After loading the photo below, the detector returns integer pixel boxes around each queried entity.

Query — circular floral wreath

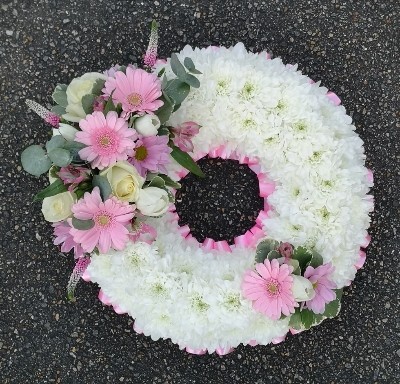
[21,24,373,355]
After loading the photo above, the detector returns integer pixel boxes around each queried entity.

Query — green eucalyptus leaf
[183,57,195,71]
[92,175,112,201]
[170,145,205,178]
[33,179,68,202]
[52,84,68,107]
[184,73,200,88]
[155,95,174,124]
[47,148,73,167]
[103,93,116,114]
[158,174,181,189]
[170,53,188,80]
[21,145,52,177]
[81,94,95,115]
[292,246,313,270]
[164,79,190,105]
[46,135,67,152]
[51,104,66,116]
[158,67,166,78]
[91,78,106,95]
[308,250,324,268]
[71,217,95,230]
[172,103,181,112]
[188,68,202,75]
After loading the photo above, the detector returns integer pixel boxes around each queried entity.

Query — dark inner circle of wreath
[174,157,264,245]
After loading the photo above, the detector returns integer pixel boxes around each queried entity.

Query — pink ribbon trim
[326,91,341,105]
[213,240,232,253]
[178,225,190,238]
[185,347,207,355]
[202,238,215,251]
[98,289,112,306]
[132,322,143,334]
[367,169,374,184]
[355,250,366,270]
[247,339,258,346]
[215,347,235,356]
[234,230,254,248]
[113,305,127,315]
[271,334,286,344]
[361,234,371,248]
[256,210,269,227]
[289,328,302,335]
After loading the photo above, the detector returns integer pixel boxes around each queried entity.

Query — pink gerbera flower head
[53,221,85,259]
[242,258,298,320]
[102,66,163,117]
[69,187,135,254]
[75,111,136,170]
[304,263,336,314]
[128,134,171,177]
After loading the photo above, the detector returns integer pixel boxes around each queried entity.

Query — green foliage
[292,246,313,270]
[46,135,66,152]
[155,94,174,124]
[92,175,112,201]
[52,84,68,107]
[103,93,116,114]
[33,179,67,202]
[170,53,188,80]
[147,175,165,189]
[81,94,95,114]
[21,145,52,177]
[47,148,73,167]
[158,174,181,189]
[51,104,66,116]
[71,217,95,230]
[164,79,190,105]
[91,78,106,95]
[183,57,202,74]
[308,250,324,268]
[170,145,205,178]
[255,239,279,263]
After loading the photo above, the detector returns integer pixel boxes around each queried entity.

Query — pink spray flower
[26,99,60,127]
[304,263,336,314]
[171,121,200,152]
[53,221,85,259]
[128,135,171,177]
[278,242,294,259]
[143,20,158,67]
[102,66,163,117]
[58,165,91,191]
[69,187,135,253]
[242,258,298,320]
[76,111,136,170]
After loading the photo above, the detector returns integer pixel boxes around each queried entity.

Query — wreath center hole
[175,157,264,245]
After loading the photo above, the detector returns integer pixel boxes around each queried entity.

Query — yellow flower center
[96,214,111,227]
[127,92,142,107]
[266,279,280,297]
[135,145,148,161]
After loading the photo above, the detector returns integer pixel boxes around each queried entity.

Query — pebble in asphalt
[0,1,399,383]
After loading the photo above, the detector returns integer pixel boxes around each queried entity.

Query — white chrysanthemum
[87,43,372,352]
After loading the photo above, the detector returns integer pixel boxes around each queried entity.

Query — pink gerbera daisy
[76,111,136,170]
[242,258,298,320]
[304,263,336,314]
[53,221,85,259]
[69,187,135,253]
[128,135,171,177]
[103,66,163,116]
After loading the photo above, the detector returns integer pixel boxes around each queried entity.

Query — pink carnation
[128,135,171,177]
[171,121,200,152]
[242,259,298,320]
[304,263,336,314]
[103,66,163,117]
[69,187,135,253]
[76,111,136,170]
[53,221,85,259]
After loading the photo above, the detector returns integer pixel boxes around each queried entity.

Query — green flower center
[135,145,148,161]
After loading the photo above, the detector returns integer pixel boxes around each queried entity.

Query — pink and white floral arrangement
[21,22,374,355]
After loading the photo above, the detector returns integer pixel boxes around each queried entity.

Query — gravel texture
[175,157,264,244]
[1,0,399,383]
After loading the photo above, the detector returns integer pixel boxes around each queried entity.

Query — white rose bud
[136,187,169,217]
[134,115,160,137]
[292,275,315,302]
[52,123,79,141]
[41,191,75,222]
[100,161,145,202]
[62,72,107,123]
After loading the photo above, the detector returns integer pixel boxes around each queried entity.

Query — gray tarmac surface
[1,1,399,383]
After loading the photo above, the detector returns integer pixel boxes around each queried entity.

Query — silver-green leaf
[21,145,52,177]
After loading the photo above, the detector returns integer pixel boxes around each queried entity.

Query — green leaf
[158,67,166,78]
[184,73,200,88]
[47,148,73,167]
[164,79,190,105]
[33,179,67,202]
[147,175,166,189]
[322,289,343,318]
[91,78,106,95]
[155,95,174,124]
[46,135,67,153]
[170,145,205,178]
[158,127,170,136]
[255,239,279,263]
[292,246,313,270]
[51,104,66,116]
[300,309,315,329]
[71,217,95,230]
[172,103,181,112]
[267,250,281,260]
[289,309,302,330]
[158,174,181,189]
[170,53,188,80]
[81,94,95,115]
[103,93,116,114]
[308,250,324,268]
[92,175,112,200]
[183,57,195,71]
[64,140,85,162]
[21,145,52,177]
[161,74,168,89]
[52,84,68,107]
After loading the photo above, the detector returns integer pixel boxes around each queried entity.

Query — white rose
[100,161,145,202]
[62,72,107,123]
[136,187,169,217]
[52,123,79,141]
[292,275,315,302]
[134,115,160,137]
[42,191,76,222]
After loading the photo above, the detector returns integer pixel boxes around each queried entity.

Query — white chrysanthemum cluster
[88,44,373,350]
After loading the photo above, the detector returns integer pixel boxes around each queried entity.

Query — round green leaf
[47,148,73,167]
[46,135,67,152]
[21,145,52,177]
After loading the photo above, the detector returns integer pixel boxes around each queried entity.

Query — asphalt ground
[1,1,399,383]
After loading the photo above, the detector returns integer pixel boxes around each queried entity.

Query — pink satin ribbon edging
[215,347,235,356]
[185,347,207,355]
[326,91,341,105]
[355,250,366,270]
[98,289,112,306]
